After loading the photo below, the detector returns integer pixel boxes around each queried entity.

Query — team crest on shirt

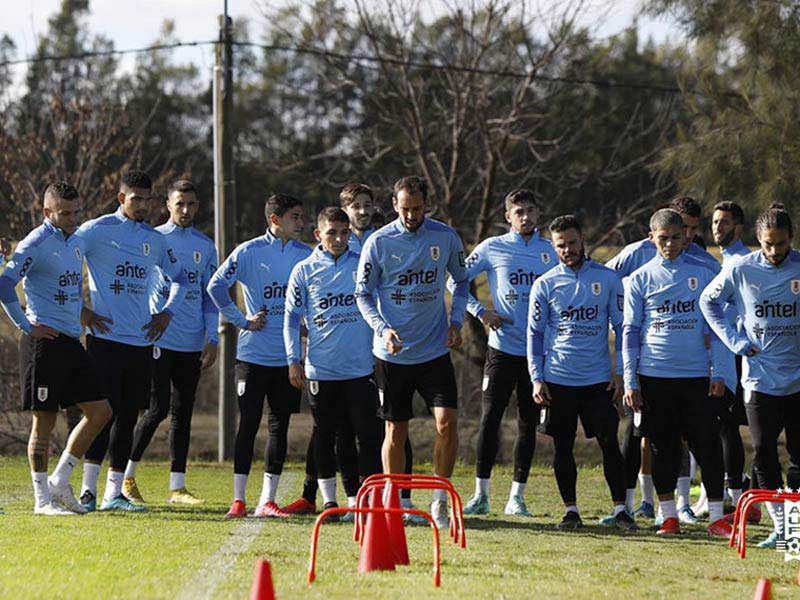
[142,242,151,257]
[541,252,551,265]
[37,386,48,402]
[591,282,602,296]
[193,251,202,264]
[688,277,698,291]
[309,381,319,395]
[237,380,246,396]
[792,280,800,295]
[430,245,440,261]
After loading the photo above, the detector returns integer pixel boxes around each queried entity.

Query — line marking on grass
[175,473,298,600]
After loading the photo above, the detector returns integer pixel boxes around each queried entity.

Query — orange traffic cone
[249,559,276,600]
[384,483,410,565]
[753,578,771,600]
[358,489,396,573]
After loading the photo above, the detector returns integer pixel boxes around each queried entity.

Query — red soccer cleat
[707,517,733,538]
[225,499,247,519]
[253,501,292,518]
[282,497,316,515]
[747,504,762,524]
[656,517,680,536]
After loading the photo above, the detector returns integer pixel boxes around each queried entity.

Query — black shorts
[235,361,301,416]
[306,375,379,414]
[20,334,103,412]
[482,346,536,410]
[638,375,718,439]
[538,381,618,439]
[86,335,152,413]
[374,353,458,421]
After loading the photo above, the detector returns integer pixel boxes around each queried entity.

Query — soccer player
[208,194,310,518]
[123,179,219,505]
[355,175,469,529]
[0,182,112,515]
[700,203,800,548]
[622,208,731,537]
[75,170,188,512]
[284,207,381,519]
[455,188,556,517]
[528,215,635,530]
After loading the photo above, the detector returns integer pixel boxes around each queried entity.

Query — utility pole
[213,5,237,462]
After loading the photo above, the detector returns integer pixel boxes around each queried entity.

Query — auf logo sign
[776,491,800,562]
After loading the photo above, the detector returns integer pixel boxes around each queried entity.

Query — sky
[3,0,685,91]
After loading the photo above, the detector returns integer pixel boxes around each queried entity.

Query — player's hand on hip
[708,379,725,398]
[383,328,403,354]
[745,346,760,357]
[81,307,113,335]
[246,309,266,331]
[479,310,512,331]
[288,363,306,389]
[142,311,172,342]
[445,324,462,349]
[29,322,59,340]
[200,342,218,370]
[624,388,642,411]
[533,381,551,406]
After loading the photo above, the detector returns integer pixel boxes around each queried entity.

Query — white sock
[639,474,654,504]
[708,500,724,523]
[565,504,578,515]
[432,488,447,503]
[625,488,636,512]
[766,501,784,534]
[124,460,138,479]
[660,499,677,520]
[32,472,51,507]
[728,488,743,506]
[104,470,123,501]
[613,504,625,516]
[400,497,413,509]
[81,462,101,497]
[233,474,248,502]
[259,472,280,505]
[50,451,79,488]
[169,472,186,491]
[676,477,691,509]
[318,477,336,504]
[510,481,526,499]
[347,496,357,508]
[475,477,489,496]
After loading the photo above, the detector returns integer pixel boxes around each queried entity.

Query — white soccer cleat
[34,501,76,516]
[430,499,450,531]
[49,481,88,514]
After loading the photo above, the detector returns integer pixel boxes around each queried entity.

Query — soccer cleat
[678,505,699,524]
[402,502,429,525]
[321,501,340,522]
[747,504,762,524]
[98,495,147,512]
[341,510,355,523]
[122,477,145,504]
[430,500,450,531]
[253,501,291,518]
[707,517,733,538]
[281,497,316,515]
[656,517,680,535]
[463,493,490,516]
[654,509,664,527]
[691,497,709,518]
[556,511,583,530]
[614,510,639,532]
[49,481,88,514]
[225,499,247,519]
[504,495,532,517]
[169,488,205,505]
[80,490,97,512]
[633,501,655,519]
[756,531,780,549]
[34,501,76,516]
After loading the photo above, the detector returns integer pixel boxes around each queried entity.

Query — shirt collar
[393,217,426,236]
[314,244,350,263]
[161,220,192,234]
[43,217,68,240]
[557,257,591,276]
[510,229,540,245]
[721,239,746,257]
[655,251,685,268]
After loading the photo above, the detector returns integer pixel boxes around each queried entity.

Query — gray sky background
[3,0,684,90]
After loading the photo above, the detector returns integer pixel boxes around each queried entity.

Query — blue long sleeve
[283,265,305,365]
[527,279,547,383]
[0,274,32,333]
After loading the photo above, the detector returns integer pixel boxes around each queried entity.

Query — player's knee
[435,415,457,439]
[384,422,408,446]
[90,401,113,426]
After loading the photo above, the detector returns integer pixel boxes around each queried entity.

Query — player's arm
[446,241,488,317]
[700,267,755,356]
[199,246,220,369]
[445,231,469,330]
[284,265,306,389]
[143,244,188,341]
[207,247,263,331]
[527,278,551,405]
[0,240,35,335]
[355,237,401,354]
[622,276,644,409]
[607,273,625,402]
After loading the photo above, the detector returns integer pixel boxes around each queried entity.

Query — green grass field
[0,458,797,599]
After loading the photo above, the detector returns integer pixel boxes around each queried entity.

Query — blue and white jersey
[355,217,469,365]
[721,239,750,265]
[348,228,375,255]
[149,221,219,352]
[208,230,312,367]
[0,219,84,338]
[74,207,187,347]
[700,249,800,397]
[716,239,752,393]
[284,246,372,380]
[449,230,557,357]
[607,238,720,279]
[528,260,624,387]
[622,252,725,391]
